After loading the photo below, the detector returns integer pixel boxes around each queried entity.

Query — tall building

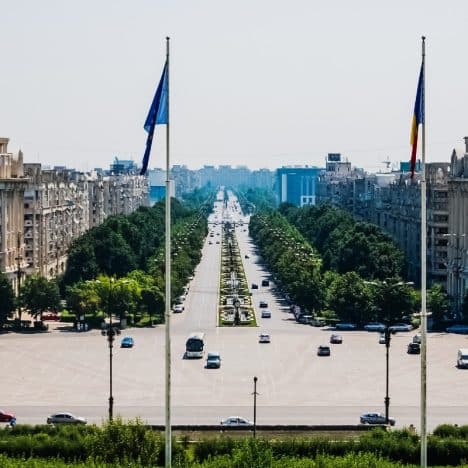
[0,138,29,292]
[276,166,323,206]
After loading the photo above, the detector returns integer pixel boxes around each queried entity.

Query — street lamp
[252,376,259,437]
[98,277,121,421]
[366,279,414,425]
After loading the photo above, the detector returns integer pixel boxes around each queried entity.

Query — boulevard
[2,193,468,430]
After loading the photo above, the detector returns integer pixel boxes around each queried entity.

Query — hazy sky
[2,1,468,172]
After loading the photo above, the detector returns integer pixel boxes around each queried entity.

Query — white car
[173,304,184,313]
[379,333,387,344]
[389,323,412,332]
[47,412,87,425]
[259,333,271,343]
[220,416,253,426]
[360,412,395,426]
[412,333,421,344]
[261,310,271,318]
[364,322,386,332]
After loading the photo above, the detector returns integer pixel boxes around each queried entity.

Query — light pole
[98,277,121,422]
[252,376,259,437]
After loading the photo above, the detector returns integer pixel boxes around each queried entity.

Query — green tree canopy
[20,275,61,320]
[0,272,15,328]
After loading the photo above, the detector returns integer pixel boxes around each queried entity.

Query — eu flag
[140,61,168,175]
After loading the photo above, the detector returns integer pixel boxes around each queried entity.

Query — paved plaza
[2,196,468,429]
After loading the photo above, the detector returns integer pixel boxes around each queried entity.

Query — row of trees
[280,203,405,281]
[0,191,214,329]
[249,211,451,325]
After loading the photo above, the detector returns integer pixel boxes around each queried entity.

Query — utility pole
[252,376,259,437]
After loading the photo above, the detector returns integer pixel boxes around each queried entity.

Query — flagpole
[420,35,427,468]
[164,36,172,468]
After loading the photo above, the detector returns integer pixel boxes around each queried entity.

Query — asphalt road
[3,190,468,430]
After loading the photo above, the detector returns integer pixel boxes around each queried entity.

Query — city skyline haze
[1,0,467,172]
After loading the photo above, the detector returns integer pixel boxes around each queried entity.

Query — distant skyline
[2,1,468,173]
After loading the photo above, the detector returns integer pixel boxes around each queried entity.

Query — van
[457,349,468,368]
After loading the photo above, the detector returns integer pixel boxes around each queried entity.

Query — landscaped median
[218,222,256,327]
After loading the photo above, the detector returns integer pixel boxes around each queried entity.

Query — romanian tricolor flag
[410,63,424,178]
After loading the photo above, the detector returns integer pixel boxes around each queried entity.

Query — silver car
[47,412,87,425]
[220,416,253,426]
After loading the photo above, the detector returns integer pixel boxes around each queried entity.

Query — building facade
[276,166,323,207]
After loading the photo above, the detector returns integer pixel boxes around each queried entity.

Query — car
[251,283,258,289]
[216,240,220,244]
[364,322,386,332]
[330,334,343,344]
[446,324,468,334]
[220,416,253,426]
[297,314,313,324]
[259,301,268,308]
[407,342,421,354]
[245,254,250,259]
[206,352,221,369]
[457,349,468,368]
[412,333,421,344]
[261,279,270,287]
[47,412,87,425]
[335,323,357,331]
[379,333,387,344]
[259,333,271,343]
[0,410,15,422]
[261,310,271,318]
[360,412,395,426]
[317,345,331,356]
[310,318,326,327]
[389,323,413,332]
[42,312,60,321]
[208,241,213,245]
[173,304,184,313]
[120,336,134,348]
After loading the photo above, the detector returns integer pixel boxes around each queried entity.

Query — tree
[0,273,15,328]
[20,275,61,320]
[65,281,101,318]
[327,272,374,324]
[370,279,417,323]
[427,284,450,325]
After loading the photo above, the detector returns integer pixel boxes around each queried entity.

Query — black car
[261,279,270,287]
[317,345,331,356]
[407,342,421,354]
[251,283,258,289]
[259,301,268,308]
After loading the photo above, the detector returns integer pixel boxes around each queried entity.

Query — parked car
[360,412,395,426]
[364,322,386,332]
[173,304,184,313]
[208,241,213,245]
[220,416,253,426]
[216,240,220,244]
[0,410,15,422]
[259,333,271,343]
[261,279,270,287]
[244,254,250,259]
[206,352,221,369]
[47,412,87,425]
[297,315,313,324]
[379,333,387,344]
[330,334,343,344]
[120,336,134,348]
[261,310,271,318]
[457,348,468,368]
[335,323,357,331]
[42,312,60,321]
[317,345,331,356]
[389,323,413,332]
[310,318,326,327]
[251,283,258,289]
[259,301,268,308]
[407,342,421,354]
[447,324,468,334]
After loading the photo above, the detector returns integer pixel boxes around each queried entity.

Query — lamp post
[366,279,414,425]
[252,376,259,437]
[14,231,23,320]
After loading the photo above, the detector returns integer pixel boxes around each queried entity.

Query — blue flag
[140,61,168,175]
